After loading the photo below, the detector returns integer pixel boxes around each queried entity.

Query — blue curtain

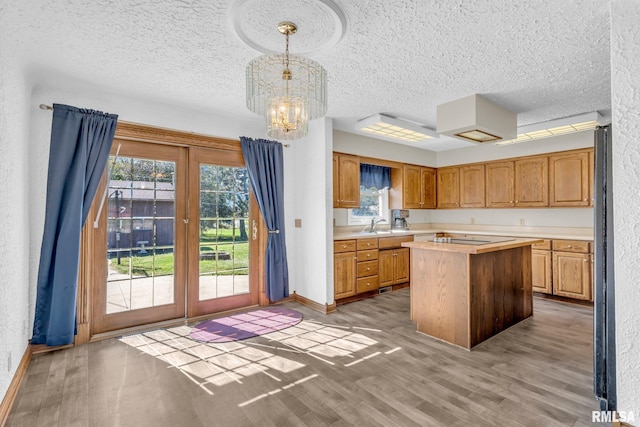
[239,137,289,301]
[360,163,391,189]
[32,104,118,346]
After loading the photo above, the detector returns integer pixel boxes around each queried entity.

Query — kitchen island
[402,236,541,349]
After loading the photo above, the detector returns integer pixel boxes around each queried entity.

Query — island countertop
[402,237,542,254]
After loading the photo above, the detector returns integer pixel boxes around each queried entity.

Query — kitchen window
[347,186,389,225]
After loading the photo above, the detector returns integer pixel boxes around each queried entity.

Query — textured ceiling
[2,0,611,151]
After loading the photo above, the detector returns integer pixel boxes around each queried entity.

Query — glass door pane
[106,157,177,313]
[198,164,250,300]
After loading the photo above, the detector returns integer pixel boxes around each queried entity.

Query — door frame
[76,122,268,344]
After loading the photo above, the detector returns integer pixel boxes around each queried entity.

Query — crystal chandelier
[246,22,328,140]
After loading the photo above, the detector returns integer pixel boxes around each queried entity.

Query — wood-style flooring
[6,289,604,426]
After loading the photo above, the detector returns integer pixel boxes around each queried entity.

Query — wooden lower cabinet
[553,251,592,300]
[532,249,552,294]
[379,248,410,287]
[334,251,356,299]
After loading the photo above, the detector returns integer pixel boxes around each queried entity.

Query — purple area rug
[190,307,303,343]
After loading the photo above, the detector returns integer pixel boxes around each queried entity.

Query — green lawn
[111,227,249,276]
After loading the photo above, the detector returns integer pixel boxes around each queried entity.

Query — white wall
[291,119,333,304]
[0,61,31,399]
[611,0,640,418]
[430,208,593,228]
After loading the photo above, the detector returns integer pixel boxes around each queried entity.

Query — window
[347,186,389,225]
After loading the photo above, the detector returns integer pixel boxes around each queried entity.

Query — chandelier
[246,22,328,140]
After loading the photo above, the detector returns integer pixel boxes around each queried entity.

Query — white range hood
[437,94,517,143]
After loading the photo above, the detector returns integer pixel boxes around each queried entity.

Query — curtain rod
[39,104,291,147]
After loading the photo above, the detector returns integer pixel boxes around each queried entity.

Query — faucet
[364,217,386,233]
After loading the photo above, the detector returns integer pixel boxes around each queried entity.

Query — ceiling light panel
[356,114,438,142]
[495,112,603,146]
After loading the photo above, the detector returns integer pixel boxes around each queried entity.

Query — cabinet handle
[584,198,588,201]
[367,243,371,246]
[568,245,572,249]
[510,200,513,203]
[343,244,347,248]
[583,259,588,262]
[367,254,371,257]
[252,220,258,240]
[367,267,371,271]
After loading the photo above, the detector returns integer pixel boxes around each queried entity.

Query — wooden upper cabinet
[437,167,460,208]
[514,156,549,207]
[402,165,422,208]
[485,161,515,208]
[460,164,485,208]
[401,165,436,209]
[421,167,437,209]
[549,150,590,207]
[333,153,360,208]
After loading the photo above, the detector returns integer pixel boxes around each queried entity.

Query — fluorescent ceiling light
[356,114,439,142]
[495,112,604,146]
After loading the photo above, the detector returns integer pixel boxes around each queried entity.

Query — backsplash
[334,208,593,228]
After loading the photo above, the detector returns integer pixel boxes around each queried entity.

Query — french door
[187,147,259,317]
[90,139,260,334]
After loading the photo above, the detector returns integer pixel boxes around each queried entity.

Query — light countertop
[401,237,543,254]
[333,223,593,241]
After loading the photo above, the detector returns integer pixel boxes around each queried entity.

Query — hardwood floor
[6,289,604,426]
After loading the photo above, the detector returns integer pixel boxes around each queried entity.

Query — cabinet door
[393,248,410,284]
[437,167,460,208]
[334,252,356,299]
[485,161,515,208]
[338,155,361,208]
[460,164,485,208]
[532,250,552,294]
[549,151,590,207]
[553,251,591,300]
[402,165,422,209]
[378,250,395,287]
[421,167,437,209]
[514,156,549,207]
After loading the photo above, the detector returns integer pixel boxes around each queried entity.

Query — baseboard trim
[0,344,32,426]
[292,292,336,314]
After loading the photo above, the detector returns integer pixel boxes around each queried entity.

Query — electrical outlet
[470,217,475,224]
[295,219,302,228]
[519,218,525,225]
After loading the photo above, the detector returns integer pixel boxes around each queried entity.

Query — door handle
[252,219,258,240]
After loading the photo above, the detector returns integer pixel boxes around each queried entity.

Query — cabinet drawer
[357,238,379,250]
[334,240,356,253]
[552,240,590,253]
[532,239,551,250]
[378,235,414,249]
[357,249,378,262]
[357,276,379,293]
[357,260,379,278]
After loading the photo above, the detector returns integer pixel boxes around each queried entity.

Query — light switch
[295,219,302,228]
